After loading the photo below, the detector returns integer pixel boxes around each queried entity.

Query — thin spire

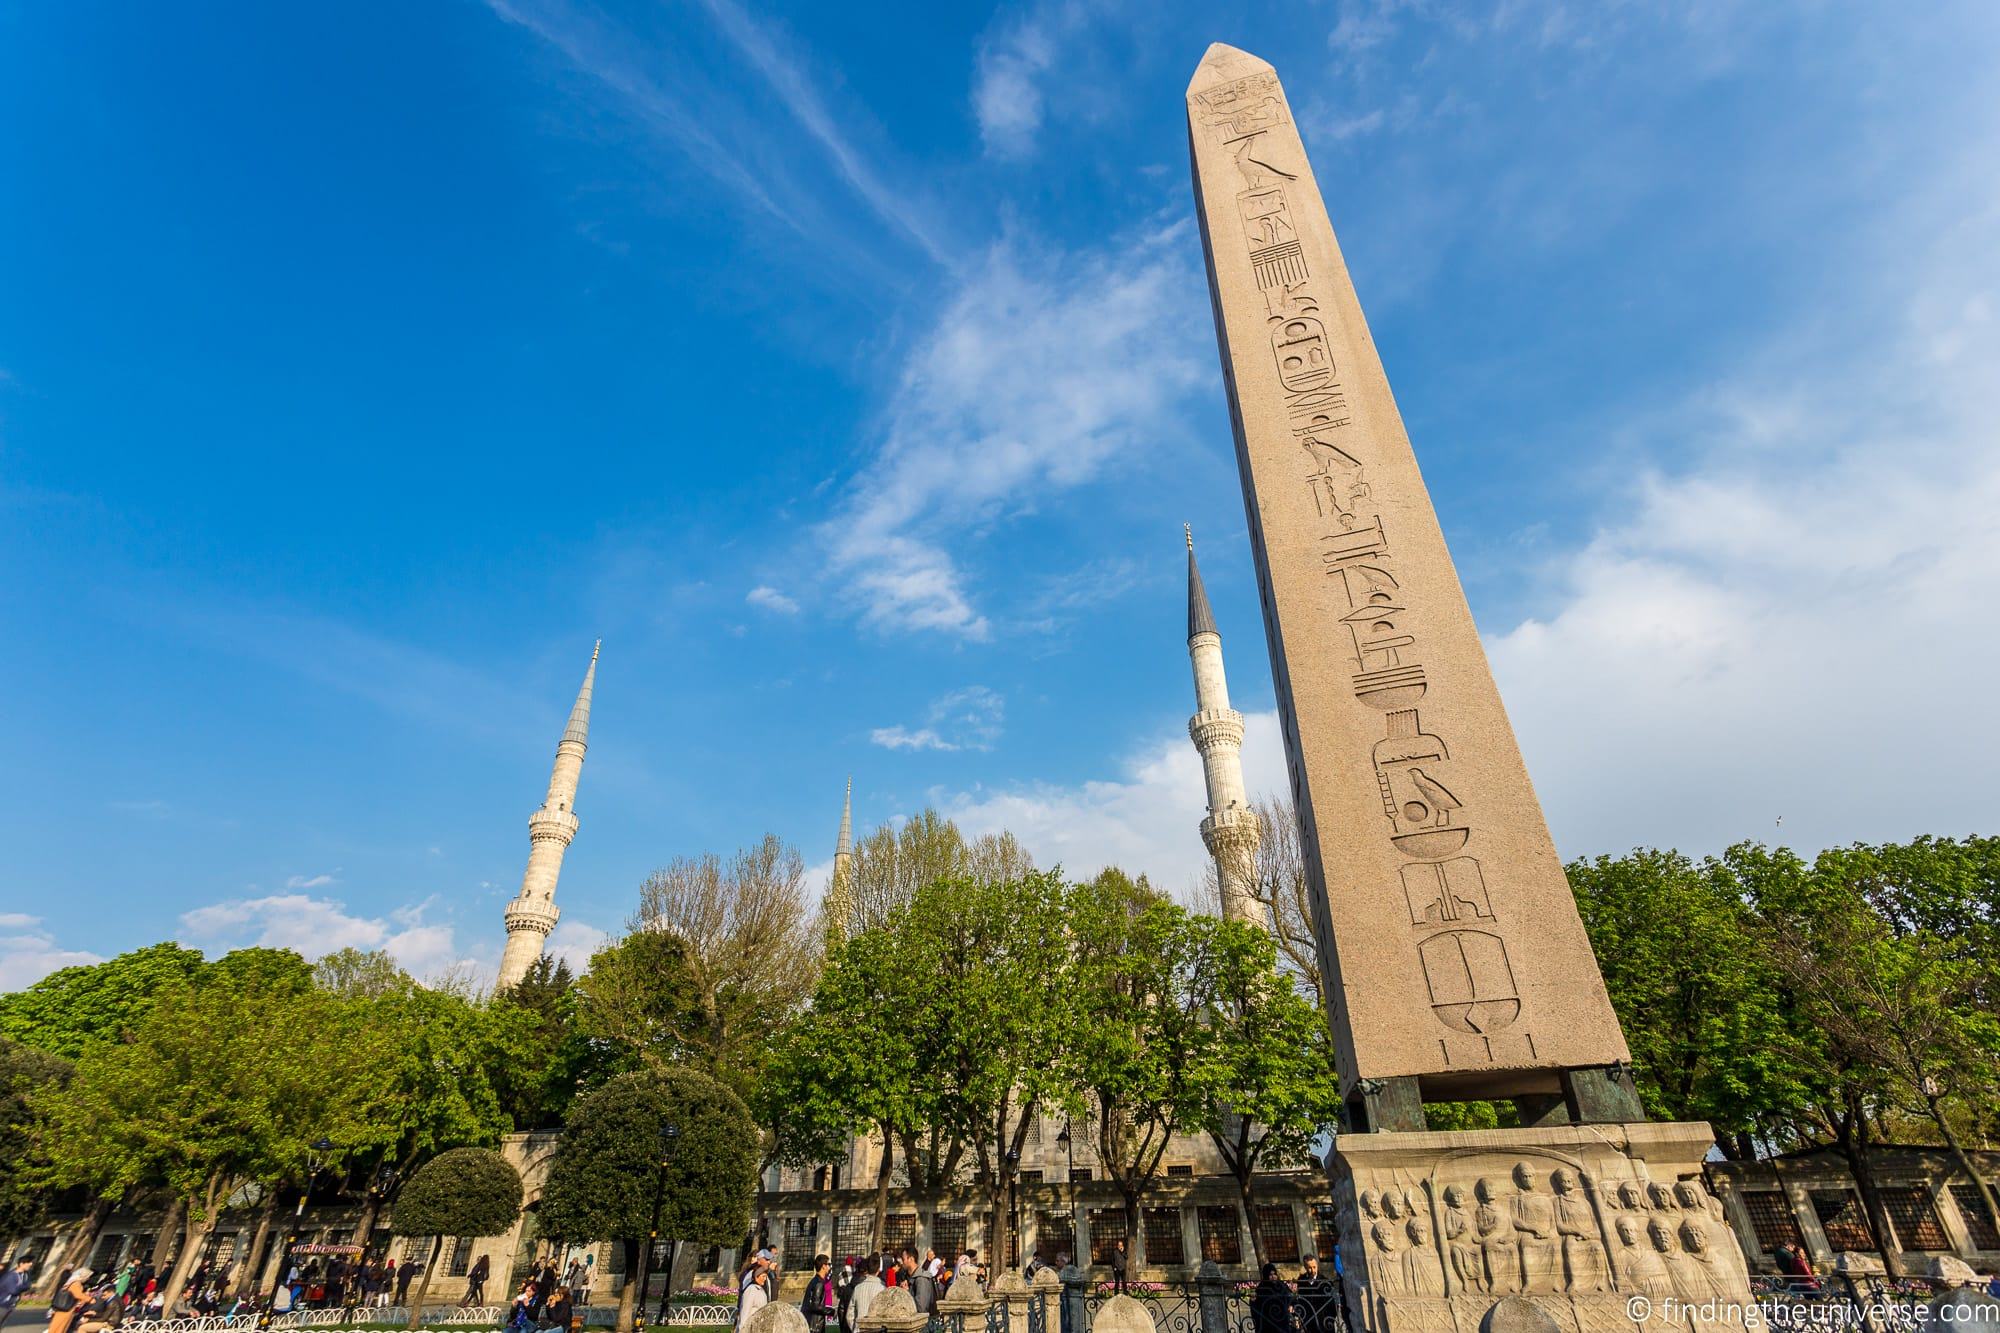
[561,641,599,749]
[836,776,854,857]
[1187,527,1219,640]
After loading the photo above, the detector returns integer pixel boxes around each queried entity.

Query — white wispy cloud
[285,872,339,890]
[973,12,1058,158]
[0,918,105,991]
[822,224,1208,638]
[947,710,1290,899]
[872,685,1008,753]
[746,585,801,615]
[179,892,482,984]
[691,0,948,262]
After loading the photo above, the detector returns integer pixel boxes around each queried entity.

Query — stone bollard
[990,1272,1032,1333]
[747,1306,813,1333]
[939,1270,991,1333]
[859,1287,933,1333]
[1092,1295,1155,1333]
[1031,1266,1063,1333]
[1196,1260,1231,1333]
[1058,1265,1088,1333]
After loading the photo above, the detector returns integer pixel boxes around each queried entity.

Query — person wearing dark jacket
[0,1254,35,1332]
[1293,1257,1334,1333]
[540,1286,573,1331]
[1249,1263,1293,1333]
[801,1256,836,1333]
[463,1255,491,1306]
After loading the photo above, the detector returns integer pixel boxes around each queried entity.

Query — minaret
[824,777,856,946]
[498,642,598,989]
[1185,527,1263,924]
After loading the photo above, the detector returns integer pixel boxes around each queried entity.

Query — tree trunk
[150,1197,188,1275]
[1120,1188,1144,1272]
[159,1193,218,1318]
[355,1191,384,1253]
[615,1238,641,1333]
[1836,1110,1904,1278]
[37,1194,112,1296]
[871,1131,896,1251]
[1237,1176,1264,1267]
[1926,1095,2000,1245]
[407,1235,444,1330]
[243,1189,278,1293]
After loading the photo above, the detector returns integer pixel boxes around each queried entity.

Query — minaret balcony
[1187,707,1245,750]
[527,808,580,842]
[1201,805,1263,852]
[504,900,560,935]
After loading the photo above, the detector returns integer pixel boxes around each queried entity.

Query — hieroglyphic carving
[1198,73,1538,1066]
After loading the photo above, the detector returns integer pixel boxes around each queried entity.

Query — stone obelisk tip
[1187,42,1274,96]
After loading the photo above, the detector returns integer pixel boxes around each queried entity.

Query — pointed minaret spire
[498,642,599,989]
[1187,524,1219,640]
[1184,528,1263,925]
[825,778,856,948]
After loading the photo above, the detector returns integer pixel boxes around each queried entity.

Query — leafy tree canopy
[537,1067,756,1249]
[392,1146,524,1238]
[0,942,208,1059]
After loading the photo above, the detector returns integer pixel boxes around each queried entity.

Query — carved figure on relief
[1374,711,1473,859]
[1550,1169,1609,1293]
[1440,1185,1482,1293]
[1419,931,1521,1035]
[1615,1217,1671,1297]
[1403,859,1494,928]
[1239,187,1296,250]
[1510,1163,1560,1293]
[1401,1214,1444,1297]
[1301,436,1370,530]
[1365,1191,1405,1295]
[1474,1178,1521,1295]
[1230,133,1297,191]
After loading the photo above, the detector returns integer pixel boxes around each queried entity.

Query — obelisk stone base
[1330,1123,1762,1333]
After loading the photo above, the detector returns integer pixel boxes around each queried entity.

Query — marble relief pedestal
[1332,1122,1764,1333]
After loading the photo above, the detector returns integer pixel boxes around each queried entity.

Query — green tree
[764,912,940,1250]
[392,1147,524,1330]
[842,809,1034,937]
[34,977,376,1314]
[1070,871,1218,1266]
[341,982,519,1247]
[1568,848,1804,1154]
[313,947,411,999]
[1192,920,1343,1265]
[0,942,208,1058]
[538,1070,757,1333]
[491,954,592,1130]
[0,1037,71,1236]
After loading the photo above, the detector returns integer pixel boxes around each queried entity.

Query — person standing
[1248,1263,1291,1333]
[843,1257,882,1333]
[0,1255,35,1332]
[463,1254,491,1307]
[734,1264,769,1332]
[898,1251,935,1315]
[1109,1241,1128,1296]
[801,1256,835,1333]
[1294,1256,1333,1333]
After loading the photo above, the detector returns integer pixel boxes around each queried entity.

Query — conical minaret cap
[1187,42,1275,96]
[1186,525,1219,641]
[561,640,599,749]
[836,776,853,858]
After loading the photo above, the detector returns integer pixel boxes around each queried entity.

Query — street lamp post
[257,1138,334,1331]
[1055,1123,1074,1259]
[634,1124,680,1333]
[1004,1151,1021,1274]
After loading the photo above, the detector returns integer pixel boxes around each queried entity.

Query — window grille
[1949,1184,2000,1251]
[885,1214,919,1253]
[1740,1191,1804,1253]
[1034,1212,1074,1262]
[1811,1191,1876,1252]
[834,1215,872,1261]
[1256,1206,1300,1263]
[1088,1209,1127,1265]
[1145,1208,1185,1265]
[932,1215,967,1258]
[1883,1188,1950,1251]
[785,1217,815,1257]
[1167,1165,1194,1178]
[1311,1203,1339,1262]
[448,1237,475,1276]
[1198,1205,1243,1265]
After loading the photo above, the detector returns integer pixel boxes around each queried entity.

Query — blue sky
[4,1,1997,987]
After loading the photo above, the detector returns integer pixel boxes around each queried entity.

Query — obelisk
[1189,46,1762,1333]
